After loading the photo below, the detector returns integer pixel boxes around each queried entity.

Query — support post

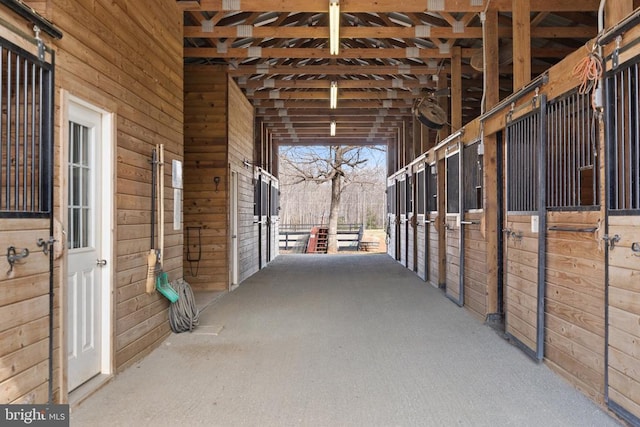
[512,0,531,91]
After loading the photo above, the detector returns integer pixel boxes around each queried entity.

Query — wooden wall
[183,65,229,291]
[50,0,184,391]
[0,0,184,403]
[183,70,259,288]
[227,77,259,283]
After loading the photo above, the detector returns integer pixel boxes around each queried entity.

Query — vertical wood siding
[227,78,259,283]
[50,0,184,376]
[183,65,229,290]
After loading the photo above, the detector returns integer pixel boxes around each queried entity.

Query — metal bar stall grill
[546,91,599,210]
[0,37,52,217]
[607,60,640,213]
[504,97,547,362]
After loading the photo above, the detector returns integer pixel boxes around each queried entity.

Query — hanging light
[330,120,337,136]
[329,1,340,55]
[330,81,338,109]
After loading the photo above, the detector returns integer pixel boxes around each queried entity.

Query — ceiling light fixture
[330,81,338,109]
[329,1,340,55]
[330,120,337,136]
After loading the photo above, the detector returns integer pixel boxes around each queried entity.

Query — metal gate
[0,33,55,402]
[503,96,547,361]
[605,56,640,426]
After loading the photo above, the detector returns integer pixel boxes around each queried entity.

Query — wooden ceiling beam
[229,64,446,75]
[254,100,414,108]
[185,47,467,59]
[230,63,549,78]
[185,25,595,40]
[274,139,392,146]
[183,0,600,13]
[250,90,417,100]
[186,46,573,59]
[257,108,411,117]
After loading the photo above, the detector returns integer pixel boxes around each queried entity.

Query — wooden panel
[504,214,539,355]
[399,217,408,266]
[183,65,228,290]
[416,222,426,281]
[607,214,640,420]
[228,78,260,281]
[407,219,416,272]
[427,214,440,287]
[445,216,461,302]
[463,212,486,318]
[0,216,51,403]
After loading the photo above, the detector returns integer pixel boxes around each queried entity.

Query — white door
[67,103,104,391]
[230,171,239,290]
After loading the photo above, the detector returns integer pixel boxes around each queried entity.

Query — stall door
[386,179,396,259]
[503,99,547,361]
[445,146,463,305]
[0,35,54,402]
[605,58,640,425]
[426,163,439,286]
[398,175,407,265]
[270,179,279,260]
[406,172,415,271]
[416,166,426,280]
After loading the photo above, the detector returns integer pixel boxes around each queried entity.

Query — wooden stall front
[384,6,640,421]
[0,0,184,404]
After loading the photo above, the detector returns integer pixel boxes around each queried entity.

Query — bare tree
[279,145,385,253]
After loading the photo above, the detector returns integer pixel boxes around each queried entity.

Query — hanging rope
[169,278,200,333]
[572,42,603,100]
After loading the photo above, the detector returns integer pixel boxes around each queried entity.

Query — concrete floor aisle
[71,254,620,427]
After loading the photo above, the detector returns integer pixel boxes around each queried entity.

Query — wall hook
[214,176,221,192]
[7,246,30,276]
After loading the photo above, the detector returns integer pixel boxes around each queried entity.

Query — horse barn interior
[1,0,640,423]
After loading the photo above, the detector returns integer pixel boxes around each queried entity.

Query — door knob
[96,259,107,266]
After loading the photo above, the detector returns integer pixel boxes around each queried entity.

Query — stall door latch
[631,242,640,254]
[603,234,621,250]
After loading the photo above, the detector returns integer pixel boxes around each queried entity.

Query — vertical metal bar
[0,45,3,210]
[536,95,547,361]
[458,139,465,307]
[555,102,560,207]
[569,96,574,206]
[22,57,28,210]
[42,63,52,213]
[15,54,20,209]
[31,62,36,210]
[549,103,554,208]
[548,103,554,208]
[39,65,44,211]
[622,69,633,209]
[561,98,566,207]
[635,64,640,209]
[527,115,531,210]
[6,51,12,209]
[613,73,619,210]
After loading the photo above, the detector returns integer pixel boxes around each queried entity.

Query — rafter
[181,0,600,13]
